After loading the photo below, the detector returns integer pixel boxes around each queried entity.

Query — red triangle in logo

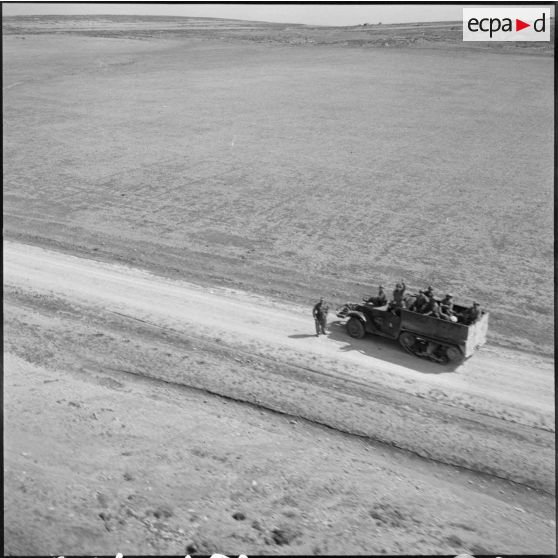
[516,19,530,32]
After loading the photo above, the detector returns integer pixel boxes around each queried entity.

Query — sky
[2,2,466,26]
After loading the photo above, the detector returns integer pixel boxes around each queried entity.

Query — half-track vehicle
[337,300,488,364]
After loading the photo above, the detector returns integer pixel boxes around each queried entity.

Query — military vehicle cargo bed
[400,308,489,358]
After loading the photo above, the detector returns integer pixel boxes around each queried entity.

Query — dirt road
[4,240,553,425]
[4,240,555,554]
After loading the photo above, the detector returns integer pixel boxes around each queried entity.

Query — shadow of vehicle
[288,333,321,339]
[323,319,463,374]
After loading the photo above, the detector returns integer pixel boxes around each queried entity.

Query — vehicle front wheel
[346,317,365,339]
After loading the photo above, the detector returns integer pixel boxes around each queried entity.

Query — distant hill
[2,14,554,54]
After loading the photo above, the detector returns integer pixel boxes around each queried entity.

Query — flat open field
[3,15,555,555]
[3,15,554,355]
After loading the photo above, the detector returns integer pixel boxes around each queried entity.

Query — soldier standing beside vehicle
[313,297,329,336]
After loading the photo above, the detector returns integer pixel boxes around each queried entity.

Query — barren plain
[3,15,555,555]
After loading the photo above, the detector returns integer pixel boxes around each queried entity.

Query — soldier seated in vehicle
[411,290,430,313]
[365,285,387,307]
[377,285,387,305]
[462,302,482,325]
[440,294,455,321]
[409,290,422,312]
[421,296,446,319]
